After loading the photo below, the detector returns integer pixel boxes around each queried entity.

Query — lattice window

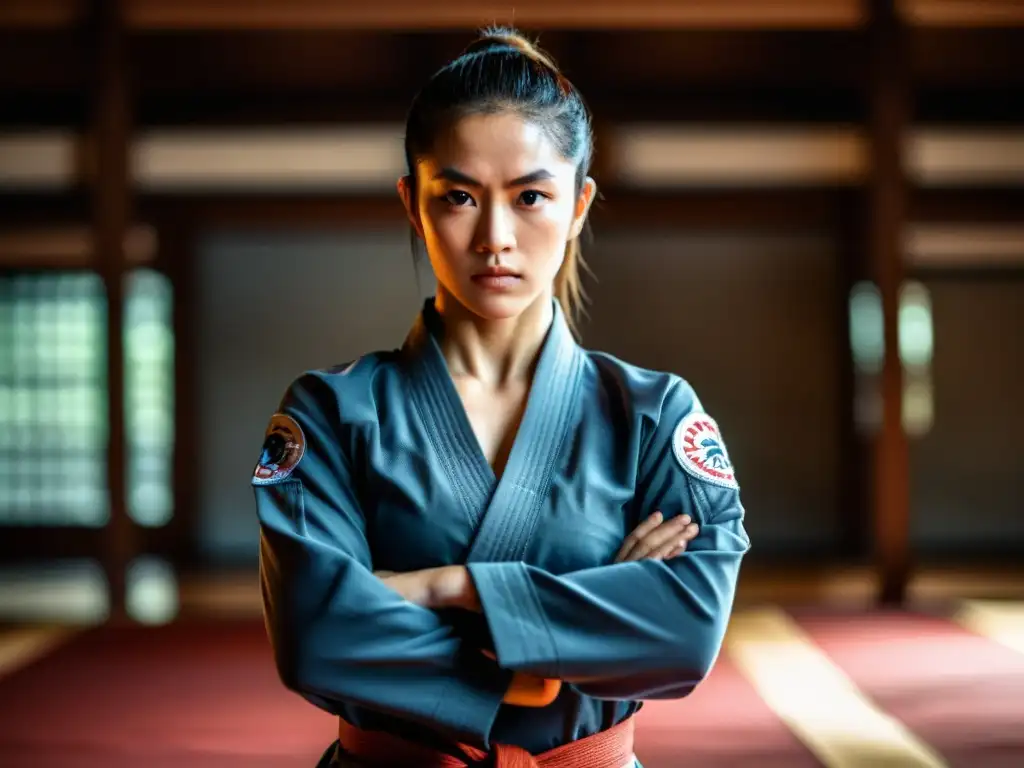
[0,272,109,525]
[125,268,174,527]
[0,268,174,527]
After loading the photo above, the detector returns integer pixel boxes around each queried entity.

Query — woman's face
[400,112,595,322]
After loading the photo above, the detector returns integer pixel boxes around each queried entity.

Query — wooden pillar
[161,218,202,570]
[89,0,135,622]
[867,0,911,605]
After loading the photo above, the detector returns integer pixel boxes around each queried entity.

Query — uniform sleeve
[254,372,511,745]
[466,377,750,701]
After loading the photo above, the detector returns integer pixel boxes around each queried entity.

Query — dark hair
[403,26,595,333]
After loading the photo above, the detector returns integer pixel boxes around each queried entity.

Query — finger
[666,543,688,559]
[633,517,697,561]
[621,511,664,555]
[647,535,687,561]
[614,511,663,563]
[652,524,699,560]
[663,524,700,560]
[638,524,696,565]
[624,516,693,561]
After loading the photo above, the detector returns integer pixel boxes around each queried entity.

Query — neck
[433,288,555,387]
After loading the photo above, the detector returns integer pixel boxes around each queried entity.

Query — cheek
[420,210,471,259]
[523,203,575,261]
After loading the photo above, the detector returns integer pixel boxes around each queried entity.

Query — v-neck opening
[402,298,585,552]
[415,300,558,481]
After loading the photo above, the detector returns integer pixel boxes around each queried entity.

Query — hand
[375,566,480,612]
[505,671,562,707]
[480,650,561,707]
[376,569,436,607]
[614,510,699,563]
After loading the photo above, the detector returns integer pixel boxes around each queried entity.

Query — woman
[253,27,750,768]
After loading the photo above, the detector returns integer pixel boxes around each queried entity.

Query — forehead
[423,112,575,180]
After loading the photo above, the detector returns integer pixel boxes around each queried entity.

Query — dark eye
[445,190,473,206]
[519,190,545,207]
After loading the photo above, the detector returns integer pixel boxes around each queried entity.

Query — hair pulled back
[404,26,594,333]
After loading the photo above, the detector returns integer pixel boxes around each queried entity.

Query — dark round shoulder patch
[252,413,305,485]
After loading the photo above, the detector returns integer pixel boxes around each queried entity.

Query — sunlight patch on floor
[725,607,948,768]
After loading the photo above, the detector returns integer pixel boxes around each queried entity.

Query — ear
[397,175,425,239]
[568,177,598,240]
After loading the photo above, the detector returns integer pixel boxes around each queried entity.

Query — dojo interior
[1,1,1022,766]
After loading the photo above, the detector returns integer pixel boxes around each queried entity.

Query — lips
[473,267,520,278]
[471,267,522,290]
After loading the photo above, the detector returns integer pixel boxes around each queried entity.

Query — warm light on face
[404,112,591,322]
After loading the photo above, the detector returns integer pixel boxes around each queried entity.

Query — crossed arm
[256,374,749,746]
[372,509,703,705]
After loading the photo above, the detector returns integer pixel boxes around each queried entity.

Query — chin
[457,284,537,321]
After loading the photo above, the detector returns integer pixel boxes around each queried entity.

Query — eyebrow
[431,167,556,187]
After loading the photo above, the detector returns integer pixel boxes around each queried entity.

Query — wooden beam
[866,0,912,606]
[901,0,1024,27]
[5,27,1023,100]
[156,218,201,567]
[88,0,135,623]
[126,29,866,92]
[0,224,155,267]
[125,0,864,31]
[0,0,83,28]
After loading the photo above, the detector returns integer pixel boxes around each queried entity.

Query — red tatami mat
[7,613,1020,767]
[793,608,1024,768]
[0,620,336,768]
[634,653,821,768]
[0,619,819,767]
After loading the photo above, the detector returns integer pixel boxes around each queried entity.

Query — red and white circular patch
[671,411,738,490]
[252,413,305,486]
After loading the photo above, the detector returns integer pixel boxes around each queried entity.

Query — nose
[474,199,516,255]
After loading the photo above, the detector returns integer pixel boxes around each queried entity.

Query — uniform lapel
[465,301,585,562]
[403,304,495,531]
[402,298,586,562]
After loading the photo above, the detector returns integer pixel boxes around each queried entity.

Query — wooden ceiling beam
[900,0,1024,27]
[6,0,1024,32]
[1,27,1023,95]
[123,1,864,31]
[0,0,83,28]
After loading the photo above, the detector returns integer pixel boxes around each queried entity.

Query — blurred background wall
[0,0,1021,624]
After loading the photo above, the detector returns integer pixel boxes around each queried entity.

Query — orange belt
[337,714,635,768]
